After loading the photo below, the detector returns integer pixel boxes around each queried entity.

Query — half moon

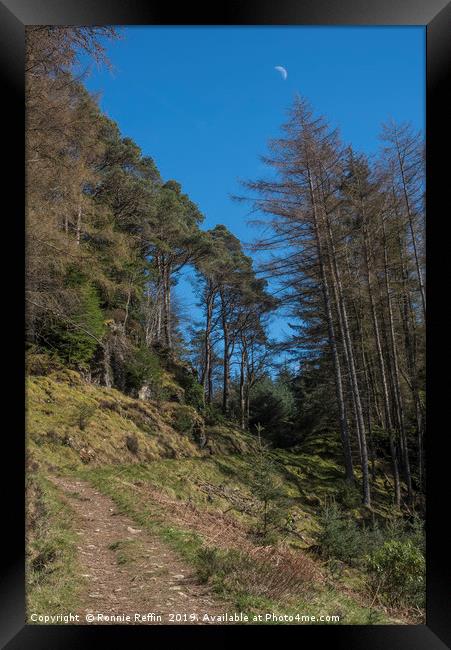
[274,66,288,80]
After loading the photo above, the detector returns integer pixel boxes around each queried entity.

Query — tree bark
[322,203,370,503]
[162,260,172,349]
[396,218,424,490]
[221,291,230,414]
[76,201,82,245]
[305,164,355,486]
[362,213,401,506]
[239,343,247,429]
[202,286,215,404]
[396,148,426,318]
[381,215,413,500]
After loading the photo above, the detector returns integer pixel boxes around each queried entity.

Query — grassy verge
[75,458,392,624]
[26,472,85,620]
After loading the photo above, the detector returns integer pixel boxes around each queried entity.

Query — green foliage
[171,405,198,437]
[180,373,204,410]
[195,547,242,585]
[365,540,425,609]
[382,513,425,554]
[72,402,97,431]
[26,350,64,376]
[291,359,338,441]
[317,502,364,564]
[47,283,104,367]
[317,501,390,564]
[204,403,227,426]
[157,351,204,409]
[249,376,296,446]
[318,503,426,609]
[408,514,425,553]
[123,345,162,394]
[248,443,286,540]
[25,31,425,624]
[173,407,195,435]
[337,480,362,509]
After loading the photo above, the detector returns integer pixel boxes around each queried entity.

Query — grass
[74,456,396,624]
[26,473,85,620]
[74,446,398,550]
[25,454,401,624]
[26,369,257,473]
[76,463,205,564]
[25,366,413,625]
[26,372,202,471]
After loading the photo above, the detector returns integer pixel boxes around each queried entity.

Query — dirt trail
[51,476,228,625]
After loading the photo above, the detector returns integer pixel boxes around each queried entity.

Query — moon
[274,65,288,80]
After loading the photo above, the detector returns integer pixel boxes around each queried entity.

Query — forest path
[50,476,227,625]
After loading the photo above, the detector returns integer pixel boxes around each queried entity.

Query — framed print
[1,0,450,647]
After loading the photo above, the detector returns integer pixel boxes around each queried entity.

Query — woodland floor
[50,476,229,625]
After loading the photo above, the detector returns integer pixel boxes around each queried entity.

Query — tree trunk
[396,150,426,318]
[202,288,214,403]
[322,205,370,504]
[221,291,230,414]
[345,247,378,480]
[123,279,132,331]
[154,255,163,344]
[362,217,401,506]
[239,344,247,429]
[396,222,424,490]
[162,261,172,349]
[76,202,82,245]
[381,216,413,500]
[103,339,113,388]
[306,165,355,486]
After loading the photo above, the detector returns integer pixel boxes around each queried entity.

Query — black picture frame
[1,1,449,647]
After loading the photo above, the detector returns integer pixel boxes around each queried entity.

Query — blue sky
[79,26,425,345]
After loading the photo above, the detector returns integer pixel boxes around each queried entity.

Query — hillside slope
[26,363,416,626]
[27,363,258,473]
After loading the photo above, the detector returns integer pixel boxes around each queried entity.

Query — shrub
[183,378,204,410]
[248,377,296,446]
[248,444,286,541]
[196,545,318,601]
[408,514,425,553]
[158,351,203,407]
[317,502,388,565]
[382,513,425,555]
[196,547,235,584]
[365,540,425,609]
[174,366,204,410]
[125,434,139,455]
[338,480,361,509]
[204,404,226,426]
[73,402,96,430]
[124,345,162,394]
[46,282,105,367]
[172,405,197,436]
[26,350,63,376]
[317,502,363,564]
